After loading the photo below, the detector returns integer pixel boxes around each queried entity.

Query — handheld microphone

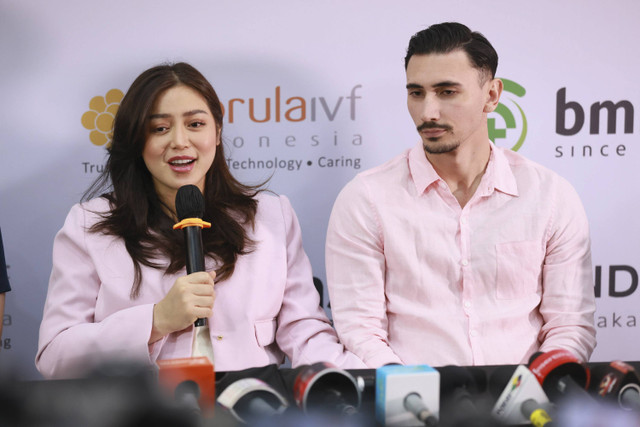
[375,364,439,426]
[528,349,591,404]
[160,187,215,417]
[217,377,289,424]
[589,361,640,411]
[156,356,216,417]
[173,184,212,328]
[292,362,361,417]
[490,365,554,426]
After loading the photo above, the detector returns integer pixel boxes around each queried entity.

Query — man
[325,22,596,368]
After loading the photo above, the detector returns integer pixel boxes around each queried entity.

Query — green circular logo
[488,79,527,151]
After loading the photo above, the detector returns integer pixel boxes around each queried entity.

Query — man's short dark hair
[404,22,498,80]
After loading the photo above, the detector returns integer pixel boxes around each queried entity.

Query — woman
[36,63,364,379]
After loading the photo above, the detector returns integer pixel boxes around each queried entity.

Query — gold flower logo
[81,89,124,147]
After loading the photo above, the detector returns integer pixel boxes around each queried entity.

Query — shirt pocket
[495,240,542,299]
[254,318,277,347]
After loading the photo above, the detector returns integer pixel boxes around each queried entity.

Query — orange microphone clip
[173,218,212,230]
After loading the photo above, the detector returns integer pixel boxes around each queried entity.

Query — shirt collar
[408,141,519,197]
[485,143,519,197]
[408,142,440,195]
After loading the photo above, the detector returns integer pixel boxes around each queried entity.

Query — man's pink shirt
[326,142,596,368]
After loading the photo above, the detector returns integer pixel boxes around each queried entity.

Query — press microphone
[217,377,289,424]
[528,349,592,404]
[521,398,555,427]
[619,383,640,412]
[375,364,439,426]
[589,361,640,411]
[156,356,216,417]
[438,365,484,416]
[9,361,202,427]
[173,184,211,327]
[438,365,500,427]
[292,362,361,417]
[490,365,554,426]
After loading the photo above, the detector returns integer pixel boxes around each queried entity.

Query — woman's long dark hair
[84,62,261,298]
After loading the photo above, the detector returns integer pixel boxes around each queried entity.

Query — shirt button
[461,259,469,266]
[216,335,223,341]
[464,301,471,308]
[439,182,447,189]
[470,330,478,337]
[461,217,467,225]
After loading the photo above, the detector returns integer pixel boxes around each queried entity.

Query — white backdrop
[0,0,638,379]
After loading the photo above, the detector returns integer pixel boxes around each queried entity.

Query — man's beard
[417,122,458,154]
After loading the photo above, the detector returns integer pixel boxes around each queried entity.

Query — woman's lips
[168,157,196,172]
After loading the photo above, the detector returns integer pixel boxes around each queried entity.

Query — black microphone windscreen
[466,366,489,394]
[589,364,612,385]
[488,365,518,399]
[437,366,475,395]
[175,185,205,220]
[528,352,544,365]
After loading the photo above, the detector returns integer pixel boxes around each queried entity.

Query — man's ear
[483,78,503,113]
